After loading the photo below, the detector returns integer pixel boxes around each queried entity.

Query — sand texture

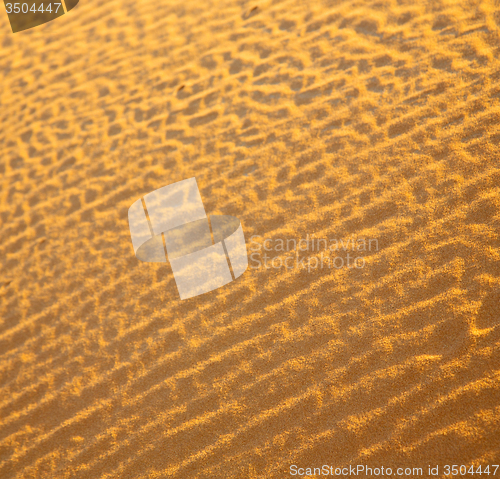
[1,0,500,477]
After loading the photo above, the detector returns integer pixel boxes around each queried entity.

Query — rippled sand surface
[1,0,500,477]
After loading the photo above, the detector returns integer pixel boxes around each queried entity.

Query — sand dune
[1,0,500,477]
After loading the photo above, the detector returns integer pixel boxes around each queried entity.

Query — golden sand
[1,0,500,477]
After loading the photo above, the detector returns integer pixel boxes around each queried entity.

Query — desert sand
[1,0,500,477]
